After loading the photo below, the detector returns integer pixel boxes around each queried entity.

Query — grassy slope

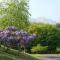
[0,47,40,60]
[0,56,13,60]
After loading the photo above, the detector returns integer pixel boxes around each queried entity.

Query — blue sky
[29,0,60,20]
[0,0,60,22]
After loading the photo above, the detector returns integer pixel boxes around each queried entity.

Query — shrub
[31,44,48,54]
[0,26,36,52]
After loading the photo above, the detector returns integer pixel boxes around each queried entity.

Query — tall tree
[0,0,30,29]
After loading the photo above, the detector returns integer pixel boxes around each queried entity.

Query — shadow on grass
[0,56,13,60]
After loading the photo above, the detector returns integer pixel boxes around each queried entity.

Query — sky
[0,0,2,2]
[0,0,60,22]
[29,0,60,20]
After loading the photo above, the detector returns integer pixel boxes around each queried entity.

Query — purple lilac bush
[0,26,36,51]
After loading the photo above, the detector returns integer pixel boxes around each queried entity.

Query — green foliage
[0,0,30,29]
[31,44,48,53]
[28,23,60,53]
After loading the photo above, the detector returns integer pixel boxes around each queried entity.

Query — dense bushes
[0,23,60,54]
[28,23,60,53]
[0,26,36,52]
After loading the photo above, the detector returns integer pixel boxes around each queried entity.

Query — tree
[0,0,30,29]
[28,23,60,53]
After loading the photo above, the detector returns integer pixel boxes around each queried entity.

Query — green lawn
[31,54,60,56]
[31,54,60,60]
[1,47,60,60]
[0,56,13,60]
[0,47,40,60]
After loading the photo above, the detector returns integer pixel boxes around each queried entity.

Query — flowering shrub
[0,26,36,51]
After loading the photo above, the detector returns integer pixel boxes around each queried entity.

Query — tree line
[0,0,60,54]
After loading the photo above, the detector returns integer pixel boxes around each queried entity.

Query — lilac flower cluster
[0,26,36,49]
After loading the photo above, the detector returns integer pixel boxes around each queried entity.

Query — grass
[31,54,60,60]
[0,47,40,60]
[31,54,60,56]
[0,56,13,60]
[1,46,60,60]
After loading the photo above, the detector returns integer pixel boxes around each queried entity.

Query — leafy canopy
[0,0,30,29]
